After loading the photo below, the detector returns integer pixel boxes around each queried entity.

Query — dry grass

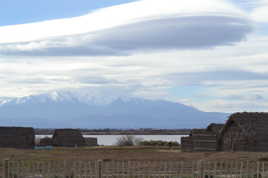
[1,146,268,161]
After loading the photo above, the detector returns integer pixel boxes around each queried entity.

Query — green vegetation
[115,135,142,146]
[115,135,180,147]
[139,140,180,147]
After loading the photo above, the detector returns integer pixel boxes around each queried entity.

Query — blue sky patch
[0,0,137,26]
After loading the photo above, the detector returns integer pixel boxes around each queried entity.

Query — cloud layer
[1,35,268,113]
[250,0,268,22]
[1,0,268,113]
[0,0,253,56]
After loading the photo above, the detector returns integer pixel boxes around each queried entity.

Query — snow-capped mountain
[0,91,229,128]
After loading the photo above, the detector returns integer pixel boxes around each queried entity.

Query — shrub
[115,135,142,146]
[139,140,179,147]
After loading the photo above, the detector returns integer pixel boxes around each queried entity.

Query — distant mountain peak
[0,90,140,107]
[0,90,229,129]
[49,91,60,101]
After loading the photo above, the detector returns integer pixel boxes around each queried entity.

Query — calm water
[37,135,186,146]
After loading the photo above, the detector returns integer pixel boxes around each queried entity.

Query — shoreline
[35,129,191,135]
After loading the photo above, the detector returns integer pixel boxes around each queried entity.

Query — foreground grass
[1,146,268,161]
[0,146,181,161]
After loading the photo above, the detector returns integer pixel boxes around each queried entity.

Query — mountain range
[0,91,229,128]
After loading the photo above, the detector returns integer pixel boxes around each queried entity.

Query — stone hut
[190,129,218,152]
[181,136,193,152]
[206,123,224,135]
[181,123,224,152]
[219,112,268,152]
[52,129,86,147]
[181,129,217,152]
[85,137,98,146]
[39,137,53,146]
[0,127,35,149]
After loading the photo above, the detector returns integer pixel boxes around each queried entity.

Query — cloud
[0,0,253,57]
[251,8,268,23]
[168,70,268,86]
[189,80,268,112]
[164,68,268,112]
[1,34,268,112]
[76,76,121,85]
[250,0,268,22]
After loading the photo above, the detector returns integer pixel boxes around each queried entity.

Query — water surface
[37,135,187,146]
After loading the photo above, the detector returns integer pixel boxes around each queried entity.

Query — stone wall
[0,127,35,149]
[219,112,268,152]
[52,129,86,147]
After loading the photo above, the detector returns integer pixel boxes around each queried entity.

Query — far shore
[35,128,191,135]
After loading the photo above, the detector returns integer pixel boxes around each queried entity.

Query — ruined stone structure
[181,124,224,152]
[190,129,218,152]
[181,129,217,152]
[219,112,268,152]
[182,112,268,152]
[0,127,35,149]
[181,136,193,152]
[52,129,86,147]
[85,137,98,146]
[39,137,53,146]
[206,123,224,135]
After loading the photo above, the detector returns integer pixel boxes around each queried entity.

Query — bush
[115,135,142,146]
[139,140,179,147]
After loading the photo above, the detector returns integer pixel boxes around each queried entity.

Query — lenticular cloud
[0,0,253,57]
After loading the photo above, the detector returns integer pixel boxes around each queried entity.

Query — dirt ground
[1,146,268,161]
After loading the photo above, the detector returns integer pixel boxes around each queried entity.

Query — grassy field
[1,146,268,161]
[1,147,268,178]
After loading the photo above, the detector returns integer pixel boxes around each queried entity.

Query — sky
[1,0,268,112]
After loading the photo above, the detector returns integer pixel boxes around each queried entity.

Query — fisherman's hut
[52,129,86,147]
[0,127,35,149]
[181,123,224,152]
[219,112,268,152]
[206,123,224,135]
[39,137,53,146]
[181,136,193,152]
[190,129,218,152]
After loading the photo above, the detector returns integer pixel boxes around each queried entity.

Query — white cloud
[0,0,247,43]
[0,0,252,56]
[185,79,268,112]
[1,0,268,113]
[250,0,268,22]
[1,35,268,109]
[251,8,268,22]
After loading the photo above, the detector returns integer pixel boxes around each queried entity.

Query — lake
[36,135,187,146]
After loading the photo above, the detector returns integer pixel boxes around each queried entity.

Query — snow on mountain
[0,90,229,128]
[0,97,12,105]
